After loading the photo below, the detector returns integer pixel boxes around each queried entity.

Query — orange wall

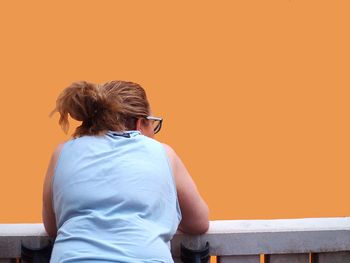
[0,1,349,223]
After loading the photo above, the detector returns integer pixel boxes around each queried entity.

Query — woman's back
[51,131,181,263]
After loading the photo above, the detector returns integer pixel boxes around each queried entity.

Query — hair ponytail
[51,81,121,137]
[51,80,150,137]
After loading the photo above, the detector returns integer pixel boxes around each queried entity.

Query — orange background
[0,1,349,223]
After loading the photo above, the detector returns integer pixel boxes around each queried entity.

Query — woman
[42,80,209,262]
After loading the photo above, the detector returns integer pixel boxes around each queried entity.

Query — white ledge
[1,217,349,237]
[205,217,350,234]
[0,224,46,237]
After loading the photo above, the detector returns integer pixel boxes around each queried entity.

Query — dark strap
[181,242,210,263]
[21,242,53,263]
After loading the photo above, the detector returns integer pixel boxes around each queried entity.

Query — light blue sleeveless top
[51,131,182,263]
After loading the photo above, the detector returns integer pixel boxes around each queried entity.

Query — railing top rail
[0,217,349,257]
[0,224,46,237]
[1,217,349,236]
[206,217,350,234]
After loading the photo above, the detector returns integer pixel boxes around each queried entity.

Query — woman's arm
[42,144,63,238]
[163,144,209,234]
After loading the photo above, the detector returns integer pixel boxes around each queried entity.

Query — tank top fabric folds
[51,131,182,263]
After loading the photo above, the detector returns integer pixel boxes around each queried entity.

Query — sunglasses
[146,116,163,134]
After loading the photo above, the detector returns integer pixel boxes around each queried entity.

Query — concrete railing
[1,217,349,262]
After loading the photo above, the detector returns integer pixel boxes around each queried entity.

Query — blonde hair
[51,80,150,137]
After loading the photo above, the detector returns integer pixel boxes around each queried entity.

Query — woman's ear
[135,118,143,132]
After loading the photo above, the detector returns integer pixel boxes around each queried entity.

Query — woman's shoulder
[161,143,176,157]
[160,143,179,170]
[52,143,65,160]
